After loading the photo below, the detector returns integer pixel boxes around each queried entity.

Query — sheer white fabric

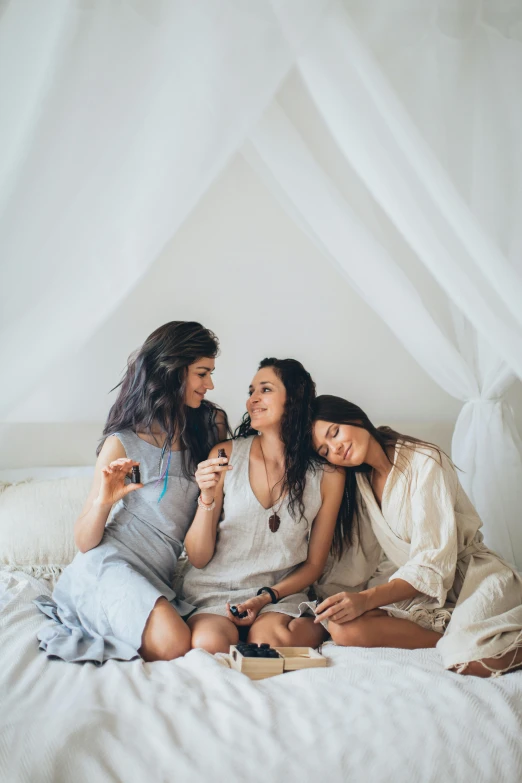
[1,1,521,564]
[296,1,522,378]
[245,0,522,566]
[244,104,477,403]
[245,100,522,568]
[0,0,328,417]
[337,1,522,566]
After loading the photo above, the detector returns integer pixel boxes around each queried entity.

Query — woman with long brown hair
[35,321,227,664]
[182,359,346,654]
[311,394,522,678]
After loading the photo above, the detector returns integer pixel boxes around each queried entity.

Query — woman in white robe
[311,395,522,678]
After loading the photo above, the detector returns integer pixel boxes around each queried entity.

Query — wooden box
[275,646,327,672]
[229,646,327,680]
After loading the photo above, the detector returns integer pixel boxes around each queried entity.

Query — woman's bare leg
[454,647,522,678]
[248,612,327,648]
[188,613,239,654]
[328,610,522,677]
[140,597,191,662]
[329,609,441,650]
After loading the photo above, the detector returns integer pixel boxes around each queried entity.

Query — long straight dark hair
[98,321,228,478]
[234,358,317,525]
[312,394,446,550]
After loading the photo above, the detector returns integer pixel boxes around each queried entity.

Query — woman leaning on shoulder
[311,394,522,678]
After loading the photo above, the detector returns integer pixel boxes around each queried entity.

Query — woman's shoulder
[397,439,445,464]
[231,434,255,456]
[314,461,338,477]
[108,428,143,451]
[318,463,345,489]
[310,461,343,497]
[396,439,457,487]
[109,427,135,438]
[233,434,255,444]
[95,432,129,465]
[98,429,135,449]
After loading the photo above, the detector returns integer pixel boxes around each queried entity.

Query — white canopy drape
[1,0,521,565]
[0,0,328,416]
[243,1,522,567]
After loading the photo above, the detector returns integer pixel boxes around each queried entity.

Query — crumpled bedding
[1,569,522,783]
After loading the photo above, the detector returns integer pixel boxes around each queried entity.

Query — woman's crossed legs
[188,611,327,655]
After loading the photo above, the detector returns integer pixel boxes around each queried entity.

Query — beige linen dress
[182,435,323,617]
[356,441,522,672]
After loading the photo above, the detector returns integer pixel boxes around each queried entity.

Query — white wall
[3,153,521,467]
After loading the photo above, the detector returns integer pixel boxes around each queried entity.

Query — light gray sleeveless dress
[34,430,199,664]
[183,435,323,617]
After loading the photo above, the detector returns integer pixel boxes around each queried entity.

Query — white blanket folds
[1,570,522,783]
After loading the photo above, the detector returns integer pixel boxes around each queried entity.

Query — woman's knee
[329,615,377,648]
[189,616,238,654]
[248,621,292,648]
[140,598,192,661]
[140,622,191,661]
[249,615,326,648]
[191,628,236,655]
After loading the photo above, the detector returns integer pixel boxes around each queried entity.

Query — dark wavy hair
[98,321,228,478]
[234,358,317,527]
[312,395,446,550]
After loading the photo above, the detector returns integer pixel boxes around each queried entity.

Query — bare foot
[453,647,522,678]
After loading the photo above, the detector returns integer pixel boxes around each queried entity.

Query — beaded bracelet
[197,495,215,512]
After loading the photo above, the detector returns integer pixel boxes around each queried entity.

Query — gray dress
[183,435,323,617]
[34,430,198,664]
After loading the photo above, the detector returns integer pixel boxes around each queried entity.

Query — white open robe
[356,443,522,672]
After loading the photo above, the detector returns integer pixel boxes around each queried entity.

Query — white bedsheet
[1,570,521,783]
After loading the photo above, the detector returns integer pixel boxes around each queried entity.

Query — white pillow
[0,466,94,483]
[0,476,92,575]
[0,476,189,592]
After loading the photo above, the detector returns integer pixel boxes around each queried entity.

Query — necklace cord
[258,436,284,513]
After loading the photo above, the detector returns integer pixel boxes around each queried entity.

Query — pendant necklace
[258,436,284,533]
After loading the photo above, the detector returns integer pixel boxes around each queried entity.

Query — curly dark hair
[98,321,228,479]
[234,357,317,526]
[312,395,446,555]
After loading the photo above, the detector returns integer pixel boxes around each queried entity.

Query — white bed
[1,474,522,783]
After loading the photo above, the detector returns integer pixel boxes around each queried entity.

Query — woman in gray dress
[35,321,227,664]
[183,358,347,654]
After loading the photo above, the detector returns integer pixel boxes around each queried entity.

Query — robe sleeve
[389,450,459,607]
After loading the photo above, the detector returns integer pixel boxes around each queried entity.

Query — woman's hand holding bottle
[226,594,271,626]
[195,454,231,505]
[96,458,142,508]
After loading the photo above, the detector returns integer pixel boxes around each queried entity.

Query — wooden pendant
[269,513,280,533]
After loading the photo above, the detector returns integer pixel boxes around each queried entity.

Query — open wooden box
[230,646,327,680]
